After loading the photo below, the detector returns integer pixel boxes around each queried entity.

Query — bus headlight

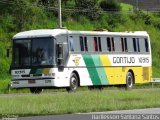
[12,81,20,84]
[12,75,20,78]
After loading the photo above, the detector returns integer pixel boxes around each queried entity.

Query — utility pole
[136,0,139,11]
[58,0,62,28]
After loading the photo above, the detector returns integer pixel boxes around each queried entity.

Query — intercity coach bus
[10,29,152,93]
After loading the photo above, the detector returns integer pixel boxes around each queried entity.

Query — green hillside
[0,0,160,92]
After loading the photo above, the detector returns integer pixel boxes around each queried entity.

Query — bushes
[100,0,121,11]
[151,17,160,29]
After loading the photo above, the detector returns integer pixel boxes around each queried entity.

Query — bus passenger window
[145,39,149,52]
[121,38,124,52]
[137,38,140,52]
[98,37,102,52]
[84,37,88,51]
[101,37,107,52]
[80,36,84,51]
[133,38,137,52]
[124,38,128,52]
[111,37,115,51]
[94,37,98,51]
[69,36,74,51]
[107,37,111,52]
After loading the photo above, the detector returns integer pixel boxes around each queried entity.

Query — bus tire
[126,72,133,90]
[66,73,78,92]
[30,87,43,94]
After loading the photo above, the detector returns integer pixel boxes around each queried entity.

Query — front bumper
[11,79,55,88]
[11,77,70,88]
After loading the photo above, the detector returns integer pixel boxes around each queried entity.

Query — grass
[0,89,160,117]
[0,78,10,94]
[120,3,133,11]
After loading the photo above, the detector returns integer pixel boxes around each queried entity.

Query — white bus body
[10,29,152,92]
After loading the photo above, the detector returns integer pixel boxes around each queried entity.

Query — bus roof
[13,29,149,39]
[13,29,68,39]
[69,30,149,37]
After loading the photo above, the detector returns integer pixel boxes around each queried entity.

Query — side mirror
[7,49,10,58]
[57,43,64,66]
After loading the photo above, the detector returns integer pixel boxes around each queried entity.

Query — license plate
[28,80,36,84]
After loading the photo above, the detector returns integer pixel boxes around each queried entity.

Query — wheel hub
[71,77,77,90]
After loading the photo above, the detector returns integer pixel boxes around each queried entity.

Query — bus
[10,29,152,93]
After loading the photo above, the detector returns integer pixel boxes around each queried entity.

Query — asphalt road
[17,108,160,120]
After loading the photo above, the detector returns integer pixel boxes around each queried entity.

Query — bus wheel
[30,87,43,94]
[126,72,133,90]
[66,73,78,92]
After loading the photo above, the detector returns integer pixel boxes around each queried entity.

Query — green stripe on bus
[82,54,101,85]
[91,55,109,85]
[99,60,109,85]
[30,68,37,74]
[30,68,43,74]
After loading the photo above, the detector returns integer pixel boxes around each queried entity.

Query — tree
[75,0,101,20]
[62,0,70,6]
[39,0,49,5]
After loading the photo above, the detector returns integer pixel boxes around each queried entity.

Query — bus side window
[107,37,111,52]
[121,38,128,52]
[94,37,98,52]
[74,36,81,52]
[124,38,128,52]
[114,37,121,52]
[127,38,134,52]
[87,37,94,52]
[69,36,74,51]
[137,38,140,52]
[139,38,146,53]
[98,37,102,52]
[101,37,108,52]
[145,38,149,52]
[111,37,115,52]
[80,36,84,51]
[84,37,88,51]
[133,38,137,52]
[121,38,124,52]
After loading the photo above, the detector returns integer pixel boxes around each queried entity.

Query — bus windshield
[13,37,54,67]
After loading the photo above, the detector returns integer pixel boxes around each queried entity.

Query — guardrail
[151,78,160,87]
